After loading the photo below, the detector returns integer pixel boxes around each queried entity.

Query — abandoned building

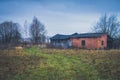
[50,33,113,49]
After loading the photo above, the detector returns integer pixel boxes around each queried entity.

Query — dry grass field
[0,46,120,80]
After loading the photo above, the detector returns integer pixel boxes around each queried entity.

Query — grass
[0,47,120,80]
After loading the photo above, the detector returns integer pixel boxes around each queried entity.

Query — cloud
[40,11,100,36]
[0,0,120,36]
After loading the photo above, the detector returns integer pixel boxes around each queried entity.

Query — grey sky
[0,0,120,36]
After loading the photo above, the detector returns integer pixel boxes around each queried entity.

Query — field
[0,46,120,80]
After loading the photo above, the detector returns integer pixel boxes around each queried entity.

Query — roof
[50,33,105,40]
[50,34,70,40]
[72,33,105,38]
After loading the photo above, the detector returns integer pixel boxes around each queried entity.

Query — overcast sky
[0,0,120,36]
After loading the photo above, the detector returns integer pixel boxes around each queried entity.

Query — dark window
[101,40,104,46]
[82,40,85,46]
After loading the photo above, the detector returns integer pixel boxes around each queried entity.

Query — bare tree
[30,17,46,44]
[0,21,21,45]
[24,20,28,37]
[92,14,120,38]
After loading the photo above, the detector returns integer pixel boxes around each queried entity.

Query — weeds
[0,47,120,80]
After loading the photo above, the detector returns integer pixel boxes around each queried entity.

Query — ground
[0,46,120,80]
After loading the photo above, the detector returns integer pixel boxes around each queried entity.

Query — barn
[50,33,113,49]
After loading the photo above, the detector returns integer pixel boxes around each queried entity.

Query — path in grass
[0,47,100,80]
[1,47,120,80]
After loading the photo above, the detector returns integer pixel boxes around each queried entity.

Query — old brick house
[50,33,112,49]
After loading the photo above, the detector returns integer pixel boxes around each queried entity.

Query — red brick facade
[71,34,107,49]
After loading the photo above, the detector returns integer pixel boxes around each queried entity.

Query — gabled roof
[72,33,105,38]
[50,33,105,40]
[50,34,70,40]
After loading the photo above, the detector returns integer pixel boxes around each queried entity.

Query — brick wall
[71,34,107,49]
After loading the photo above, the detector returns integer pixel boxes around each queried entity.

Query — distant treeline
[0,16,47,48]
[0,14,120,49]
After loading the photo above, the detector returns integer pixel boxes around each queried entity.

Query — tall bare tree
[0,21,21,44]
[92,14,120,38]
[30,17,46,44]
[24,20,30,38]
